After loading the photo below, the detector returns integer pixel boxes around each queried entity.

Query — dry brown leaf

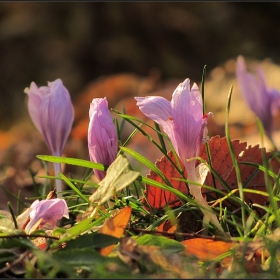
[118,236,192,277]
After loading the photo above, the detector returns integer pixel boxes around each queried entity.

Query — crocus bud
[236,55,280,140]
[88,97,118,181]
[24,79,74,157]
[24,79,74,196]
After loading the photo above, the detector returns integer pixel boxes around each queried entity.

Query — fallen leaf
[144,135,280,211]
[156,220,177,236]
[199,135,247,191]
[98,206,132,256]
[89,155,139,207]
[144,150,188,210]
[182,238,234,264]
[118,236,193,277]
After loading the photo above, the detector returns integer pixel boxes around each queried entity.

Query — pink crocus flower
[88,97,118,181]
[135,78,223,232]
[24,79,74,196]
[24,78,74,156]
[17,198,69,234]
[236,55,280,140]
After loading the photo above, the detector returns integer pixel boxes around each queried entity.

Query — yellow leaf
[89,154,139,207]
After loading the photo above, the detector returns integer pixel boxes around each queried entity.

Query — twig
[128,227,234,242]
[0,234,59,240]
[0,250,29,274]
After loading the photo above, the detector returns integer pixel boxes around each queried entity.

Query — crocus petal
[134,96,172,126]
[16,207,32,231]
[171,79,203,164]
[136,78,207,171]
[25,79,74,156]
[24,82,43,133]
[25,198,69,234]
[270,88,280,115]
[236,56,265,121]
[88,97,118,181]
[135,78,224,233]
[236,55,279,139]
[134,96,176,148]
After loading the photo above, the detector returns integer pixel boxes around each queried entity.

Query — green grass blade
[38,175,99,189]
[139,176,192,203]
[238,162,277,179]
[51,216,107,248]
[17,190,21,216]
[225,85,246,233]
[201,65,207,115]
[7,202,18,229]
[112,109,168,139]
[114,117,121,145]
[120,146,173,188]
[122,125,140,147]
[37,155,105,170]
[201,66,218,190]
[154,122,167,154]
[0,184,29,208]
[256,118,280,227]
[114,109,187,178]
[58,172,90,204]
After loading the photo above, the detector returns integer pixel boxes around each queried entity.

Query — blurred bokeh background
[1,2,280,129]
[2,2,280,210]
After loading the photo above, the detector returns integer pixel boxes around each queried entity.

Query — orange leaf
[98,206,132,256]
[156,220,177,237]
[182,238,234,263]
[182,238,265,273]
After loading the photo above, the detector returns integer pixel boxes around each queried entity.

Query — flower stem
[53,162,63,198]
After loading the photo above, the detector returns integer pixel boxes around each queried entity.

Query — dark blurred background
[2,2,280,211]
[1,2,280,130]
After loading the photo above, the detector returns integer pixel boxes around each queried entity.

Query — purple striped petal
[24,79,74,156]
[88,97,118,181]
[135,78,208,173]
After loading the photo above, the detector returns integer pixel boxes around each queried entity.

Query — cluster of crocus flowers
[24,79,74,196]
[88,97,118,181]
[135,78,224,233]
[16,197,69,234]
[236,55,280,141]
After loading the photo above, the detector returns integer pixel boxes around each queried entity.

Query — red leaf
[198,135,247,190]
[144,135,280,211]
[144,150,188,210]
